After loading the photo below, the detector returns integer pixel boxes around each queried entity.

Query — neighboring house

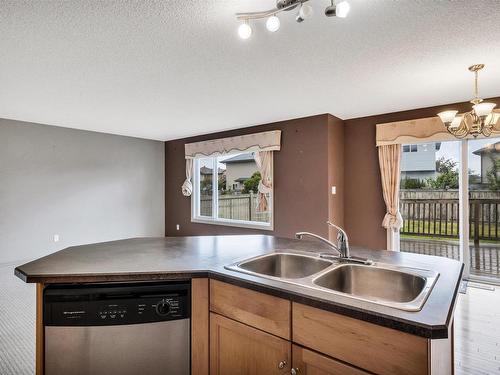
[401,142,441,180]
[221,153,258,192]
[472,141,500,183]
[200,166,224,183]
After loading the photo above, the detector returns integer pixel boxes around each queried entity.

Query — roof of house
[234,177,250,182]
[220,153,255,164]
[200,166,224,175]
[473,142,500,155]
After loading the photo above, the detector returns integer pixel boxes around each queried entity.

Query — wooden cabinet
[210,313,291,375]
[207,281,451,375]
[292,345,369,375]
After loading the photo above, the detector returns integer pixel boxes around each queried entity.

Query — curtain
[181,159,194,197]
[378,144,403,250]
[254,151,273,212]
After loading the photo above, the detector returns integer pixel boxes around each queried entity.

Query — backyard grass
[402,219,500,242]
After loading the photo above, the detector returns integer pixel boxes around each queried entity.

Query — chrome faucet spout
[294,232,343,257]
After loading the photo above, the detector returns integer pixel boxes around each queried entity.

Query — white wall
[0,119,165,264]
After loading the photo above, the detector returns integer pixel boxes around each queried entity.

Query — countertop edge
[15,267,460,339]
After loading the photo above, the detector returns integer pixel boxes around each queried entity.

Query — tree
[487,156,500,191]
[426,157,459,189]
[218,174,227,192]
[243,172,261,194]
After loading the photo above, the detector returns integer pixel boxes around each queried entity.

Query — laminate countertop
[15,235,463,339]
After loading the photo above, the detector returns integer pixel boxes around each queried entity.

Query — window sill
[191,217,273,231]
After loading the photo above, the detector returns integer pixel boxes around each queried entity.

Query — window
[191,152,273,229]
[403,145,410,153]
[410,144,418,152]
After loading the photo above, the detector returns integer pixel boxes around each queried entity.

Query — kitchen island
[16,235,463,375]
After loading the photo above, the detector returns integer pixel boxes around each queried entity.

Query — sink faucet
[327,221,350,259]
[295,222,372,264]
[294,231,344,258]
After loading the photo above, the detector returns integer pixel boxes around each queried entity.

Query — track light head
[296,3,313,22]
[325,1,350,18]
[238,22,252,39]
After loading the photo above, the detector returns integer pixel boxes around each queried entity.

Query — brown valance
[376,111,500,146]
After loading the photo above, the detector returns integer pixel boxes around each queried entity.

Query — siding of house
[401,143,437,180]
[225,160,258,191]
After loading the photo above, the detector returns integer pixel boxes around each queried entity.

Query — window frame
[190,153,274,230]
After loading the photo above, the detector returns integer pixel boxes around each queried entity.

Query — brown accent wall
[328,115,345,239]
[165,114,344,239]
[344,97,500,250]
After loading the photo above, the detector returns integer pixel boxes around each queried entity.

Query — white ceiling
[1,0,500,141]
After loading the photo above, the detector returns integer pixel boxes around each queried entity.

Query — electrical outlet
[53,234,60,242]
[331,186,336,195]
[176,224,180,231]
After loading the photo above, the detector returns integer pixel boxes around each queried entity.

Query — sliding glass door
[399,139,500,284]
[467,139,500,283]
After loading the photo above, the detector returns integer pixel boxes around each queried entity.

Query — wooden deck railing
[400,198,500,243]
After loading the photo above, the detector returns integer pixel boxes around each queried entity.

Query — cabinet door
[210,313,291,375]
[292,345,369,375]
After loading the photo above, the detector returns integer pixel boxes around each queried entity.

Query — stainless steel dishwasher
[44,281,190,375]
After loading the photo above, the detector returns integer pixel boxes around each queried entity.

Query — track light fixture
[236,0,350,40]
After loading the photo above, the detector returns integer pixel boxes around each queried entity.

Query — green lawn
[402,219,500,241]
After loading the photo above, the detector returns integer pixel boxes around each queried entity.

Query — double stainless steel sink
[225,251,439,311]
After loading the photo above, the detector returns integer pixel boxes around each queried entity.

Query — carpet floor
[0,260,35,374]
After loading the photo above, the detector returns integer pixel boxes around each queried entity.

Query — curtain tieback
[258,180,272,195]
[182,179,193,197]
[382,211,403,230]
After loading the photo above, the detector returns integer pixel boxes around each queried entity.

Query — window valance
[376,117,457,147]
[376,111,500,146]
[184,130,281,159]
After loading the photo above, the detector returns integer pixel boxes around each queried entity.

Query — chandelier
[236,0,350,40]
[438,64,499,138]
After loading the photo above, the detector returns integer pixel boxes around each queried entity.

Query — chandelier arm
[236,0,309,21]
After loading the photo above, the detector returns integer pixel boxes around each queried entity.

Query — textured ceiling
[1,0,500,140]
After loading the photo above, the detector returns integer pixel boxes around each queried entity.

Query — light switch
[331,186,336,195]
[53,234,60,242]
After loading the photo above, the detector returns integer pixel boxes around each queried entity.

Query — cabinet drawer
[292,303,428,375]
[292,345,369,375]
[210,280,291,339]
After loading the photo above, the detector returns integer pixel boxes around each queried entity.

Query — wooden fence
[400,198,500,244]
[200,194,270,223]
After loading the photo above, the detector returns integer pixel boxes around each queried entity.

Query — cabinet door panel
[210,313,291,375]
[292,345,368,375]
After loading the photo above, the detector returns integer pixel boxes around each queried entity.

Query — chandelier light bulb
[335,1,351,18]
[238,22,252,40]
[266,15,280,32]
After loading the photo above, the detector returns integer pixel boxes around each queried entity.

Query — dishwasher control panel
[44,281,190,326]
